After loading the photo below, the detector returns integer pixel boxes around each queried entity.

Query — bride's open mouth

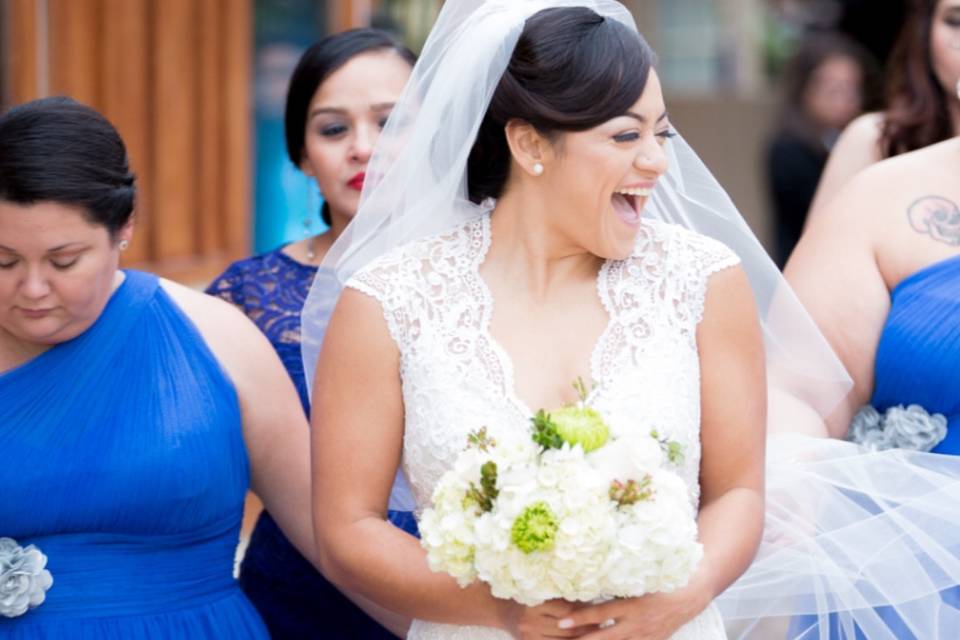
[612,186,651,227]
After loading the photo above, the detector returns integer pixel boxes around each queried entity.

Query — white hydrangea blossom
[419,421,702,606]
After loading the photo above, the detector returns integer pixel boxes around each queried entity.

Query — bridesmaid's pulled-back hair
[468,7,655,204]
[0,96,136,235]
[285,28,416,225]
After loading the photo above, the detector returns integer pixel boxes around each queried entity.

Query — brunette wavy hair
[880,0,954,157]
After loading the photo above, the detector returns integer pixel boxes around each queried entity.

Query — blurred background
[0,0,907,285]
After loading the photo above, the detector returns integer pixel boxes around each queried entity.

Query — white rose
[588,435,663,483]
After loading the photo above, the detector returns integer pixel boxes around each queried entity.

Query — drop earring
[532,162,544,176]
[304,180,320,238]
[304,180,322,262]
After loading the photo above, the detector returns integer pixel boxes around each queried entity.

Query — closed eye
[51,258,80,270]
[319,123,348,138]
[0,259,17,269]
[656,129,677,141]
[613,132,640,143]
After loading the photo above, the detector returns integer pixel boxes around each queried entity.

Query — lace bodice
[206,248,317,415]
[347,214,739,640]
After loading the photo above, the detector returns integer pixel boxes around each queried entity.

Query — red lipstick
[347,172,366,191]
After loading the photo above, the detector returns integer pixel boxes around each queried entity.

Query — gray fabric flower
[848,404,948,453]
[0,538,53,618]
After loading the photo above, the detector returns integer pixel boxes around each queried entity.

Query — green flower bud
[551,406,610,453]
[511,501,559,554]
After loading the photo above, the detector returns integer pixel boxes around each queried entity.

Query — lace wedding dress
[347,213,738,640]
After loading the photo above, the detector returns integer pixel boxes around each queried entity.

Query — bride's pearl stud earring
[118,240,130,251]
[532,162,544,176]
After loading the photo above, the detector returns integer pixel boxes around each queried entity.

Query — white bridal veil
[302,1,960,637]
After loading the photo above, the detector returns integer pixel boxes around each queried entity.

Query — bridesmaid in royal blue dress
[787,135,960,637]
[0,98,329,638]
[207,29,418,639]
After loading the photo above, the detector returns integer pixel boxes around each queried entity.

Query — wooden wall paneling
[101,0,151,265]
[48,0,101,106]
[151,0,199,263]
[197,0,223,259]
[220,0,252,258]
[6,0,43,104]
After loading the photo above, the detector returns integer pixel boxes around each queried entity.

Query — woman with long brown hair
[806,0,960,221]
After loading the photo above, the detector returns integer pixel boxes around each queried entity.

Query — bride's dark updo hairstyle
[467,7,655,204]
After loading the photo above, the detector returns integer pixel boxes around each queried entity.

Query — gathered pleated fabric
[719,255,960,639]
[0,271,268,639]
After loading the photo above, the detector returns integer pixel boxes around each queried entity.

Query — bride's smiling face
[542,70,672,261]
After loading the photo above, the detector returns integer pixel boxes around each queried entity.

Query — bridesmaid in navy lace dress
[786,136,960,636]
[207,29,417,639]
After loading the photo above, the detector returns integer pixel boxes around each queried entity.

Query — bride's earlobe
[505,119,549,178]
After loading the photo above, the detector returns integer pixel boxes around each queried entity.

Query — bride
[305,1,960,638]
[307,3,762,638]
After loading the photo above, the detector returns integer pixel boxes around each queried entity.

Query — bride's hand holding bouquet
[419,380,704,638]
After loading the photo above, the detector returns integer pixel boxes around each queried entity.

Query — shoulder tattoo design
[907,196,960,246]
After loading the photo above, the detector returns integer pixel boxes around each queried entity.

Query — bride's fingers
[516,600,597,639]
[533,599,578,618]
[520,622,599,639]
[556,600,626,631]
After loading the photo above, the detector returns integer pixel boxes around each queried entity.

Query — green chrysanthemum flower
[551,406,610,453]
[511,501,559,554]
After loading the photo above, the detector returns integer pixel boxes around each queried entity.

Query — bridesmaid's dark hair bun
[0,96,136,235]
[468,7,655,204]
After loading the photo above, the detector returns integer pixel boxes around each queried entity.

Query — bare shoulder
[808,112,885,218]
[159,278,275,378]
[325,285,397,354]
[160,278,259,337]
[823,138,960,232]
[826,111,885,174]
[702,264,756,322]
[887,136,960,180]
[697,265,763,367]
[837,112,884,151]
[808,145,911,236]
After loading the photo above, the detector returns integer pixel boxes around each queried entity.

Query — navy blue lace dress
[208,248,418,639]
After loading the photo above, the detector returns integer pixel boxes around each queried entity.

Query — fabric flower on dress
[0,538,53,618]
[848,404,948,452]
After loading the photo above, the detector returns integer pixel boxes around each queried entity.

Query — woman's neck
[294,209,351,266]
[0,327,48,373]
[486,188,602,301]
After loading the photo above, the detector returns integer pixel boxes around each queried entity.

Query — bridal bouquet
[419,381,703,606]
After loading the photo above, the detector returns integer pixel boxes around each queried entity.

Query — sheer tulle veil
[302,1,960,636]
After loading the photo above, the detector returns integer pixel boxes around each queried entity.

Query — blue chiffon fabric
[0,271,268,639]
[791,254,960,640]
[208,248,418,639]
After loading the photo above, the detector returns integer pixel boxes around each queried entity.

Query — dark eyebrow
[623,110,669,124]
[0,243,86,253]
[309,102,397,119]
[48,243,88,253]
[308,107,347,118]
